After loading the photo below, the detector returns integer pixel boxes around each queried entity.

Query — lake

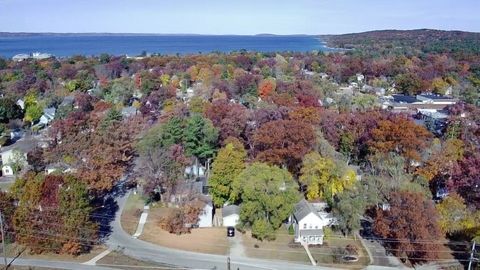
[0,35,334,58]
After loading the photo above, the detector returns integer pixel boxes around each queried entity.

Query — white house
[184,164,205,179]
[1,149,27,176]
[12,54,30,62]
[39,107,56,125]
[292,199,335,245]
[16,99,25,110]
[222,205,240,227]
[197,197,214,228]
[0,138,37,176]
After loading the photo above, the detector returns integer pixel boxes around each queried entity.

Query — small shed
[222,205,240,227]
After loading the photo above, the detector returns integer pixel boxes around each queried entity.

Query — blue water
[0,35,332,58]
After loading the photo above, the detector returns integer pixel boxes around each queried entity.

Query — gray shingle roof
[294,199,320,221]
[223,205,240,217]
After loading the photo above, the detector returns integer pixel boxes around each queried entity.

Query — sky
[0,0,479,35]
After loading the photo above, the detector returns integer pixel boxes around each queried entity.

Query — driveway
[107,191,340,270]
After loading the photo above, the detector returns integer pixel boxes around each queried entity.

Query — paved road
[362,238,404,268]
[107,191,339,270]
[7,258,117,269]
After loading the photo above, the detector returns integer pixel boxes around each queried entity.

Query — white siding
[223,214,239,227]
[198,204,213,228]
[298,213,328,230]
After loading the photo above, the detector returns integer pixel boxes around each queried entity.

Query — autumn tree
[0,191,15,241]
[232,163,300,240]
[209,138,246,207]
[159,199,204,234]
[299,152,356,203]
[47,108,140,194]
[415,138,464,182]
[368,116,432,168]
[12,173,97,255]
[288,106,321,125]
[204,99,248,143]
[449,151,480,207]
[137,144,188,202]
[258,78,276,98]
[253,119,316,172]
[436,193,477,236]
[374,191,442,262]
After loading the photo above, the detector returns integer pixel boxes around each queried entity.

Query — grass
[120,192,146,235]
[241,230,311,264]
[138,206,230,255]
[97,251,177,269]
[4,243,107,263]
[241,229,370,268]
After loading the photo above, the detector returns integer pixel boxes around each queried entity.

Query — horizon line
[1,28,479,36]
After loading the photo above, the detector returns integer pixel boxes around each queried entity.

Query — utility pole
[468,241,476,270]
[0,211,7,270]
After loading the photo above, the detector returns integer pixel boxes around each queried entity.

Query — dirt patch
[97,251,177,269]
[139,206,230,255]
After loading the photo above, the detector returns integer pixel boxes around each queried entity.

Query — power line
[26,206,474,246]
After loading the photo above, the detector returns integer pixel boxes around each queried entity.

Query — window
[303,223,307,229]
[315,226,318,229]
[309,224,312,229]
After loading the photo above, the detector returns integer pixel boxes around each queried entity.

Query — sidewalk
[132,205,149,238]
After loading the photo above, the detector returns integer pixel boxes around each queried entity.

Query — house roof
[0,137,38,154]
[223,205,240,217]
[392,95,418,103]
[294,199,321,222]
[417,94,455,101]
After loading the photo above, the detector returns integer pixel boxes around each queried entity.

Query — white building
[184,164,205,179]
[222,205,240,227]
[32,52,53,60]
[39,107,56,125]
[16,99,25,110]
[12,54,30,62]
[197,197,213,228]
[292,199,335,245]
[1,149,27,176]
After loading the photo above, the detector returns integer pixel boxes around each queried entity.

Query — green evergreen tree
[184,114,218,161]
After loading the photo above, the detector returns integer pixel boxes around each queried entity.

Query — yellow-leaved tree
[299,152,356,202]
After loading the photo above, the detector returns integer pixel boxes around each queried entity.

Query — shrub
[288,224,295,235]
[252,219,276,241]
[323,226,333,240]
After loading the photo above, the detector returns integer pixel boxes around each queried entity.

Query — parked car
[227,226,235,237]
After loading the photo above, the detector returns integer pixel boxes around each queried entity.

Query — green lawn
[241,229,369,268]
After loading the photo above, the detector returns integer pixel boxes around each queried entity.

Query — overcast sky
[1,0,479,34]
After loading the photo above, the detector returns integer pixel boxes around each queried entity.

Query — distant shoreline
[0,32,319,37]
[0,35,334,58]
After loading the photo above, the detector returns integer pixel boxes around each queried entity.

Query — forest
[0,29,478,265]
